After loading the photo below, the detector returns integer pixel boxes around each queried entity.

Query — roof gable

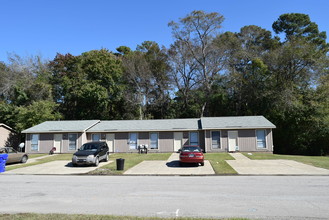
[0,123,14,132]
[201,116,276,129]
[22,120,100,133]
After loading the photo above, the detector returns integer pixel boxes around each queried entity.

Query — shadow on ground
[166,160,199,168]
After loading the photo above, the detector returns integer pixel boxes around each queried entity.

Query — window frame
[149,132,159,150]
[31,134,39,151]
[92,133,101,142]
[256,130,267,149]
[189,131,199,146]
[211,131,221,149]
[68,133,78,151]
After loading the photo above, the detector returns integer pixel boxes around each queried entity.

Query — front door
[106,133,115,152]
[174,132,183,152]
[54,134,62,153]
[228,131,238,152]
[129,133,138,149]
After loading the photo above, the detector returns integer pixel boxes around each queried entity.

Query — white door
[54,134,62,153]
[174,132,183,152]
[106,133,115,152]
[228,131,238,152]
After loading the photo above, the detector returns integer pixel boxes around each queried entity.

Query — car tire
[20,155,28,163]
[200,162,204,166]
[104,154,109,162]
[94,157,99,166]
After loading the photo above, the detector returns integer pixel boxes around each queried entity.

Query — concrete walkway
[124,153,215,175]
[226,153,329,175]
[3,155,113,175]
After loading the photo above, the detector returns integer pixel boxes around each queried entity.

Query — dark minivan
[72,141,109,167]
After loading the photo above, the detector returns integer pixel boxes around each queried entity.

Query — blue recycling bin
[0,154,8,173]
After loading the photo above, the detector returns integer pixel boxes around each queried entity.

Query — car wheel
[200,162,204,166]
[104,154,109,162]
[20,155,28,163]
[94,157,99,166]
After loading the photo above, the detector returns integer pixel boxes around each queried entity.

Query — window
[190,132,199,146]
[92,134,101,141]
[31,134,39,151]
[211,131,220,149]
[68,134,78,151]
[129,133,138,149]
[256,130,266,148]
[150,133,158,149]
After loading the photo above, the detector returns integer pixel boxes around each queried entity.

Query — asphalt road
[1,175,329,219]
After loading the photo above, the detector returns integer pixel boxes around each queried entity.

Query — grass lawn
[205,153,237,174]
[89,153,172,175]
[243,153,329,170]
[5,154,73,171]
[0,213,249,220]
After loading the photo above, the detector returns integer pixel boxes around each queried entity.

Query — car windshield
[79,144,99,151]
[181,147,201,152]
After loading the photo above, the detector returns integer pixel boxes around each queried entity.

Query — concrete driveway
[124,153,215,175]
[226,153,329,175]
[3,158,112,175]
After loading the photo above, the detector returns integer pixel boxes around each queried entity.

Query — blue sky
[1,0,329,62]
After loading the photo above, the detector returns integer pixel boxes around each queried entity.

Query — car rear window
[182,147,201,152]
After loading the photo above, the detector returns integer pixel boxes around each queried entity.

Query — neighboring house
[0,123,15,147]
[22,116,276,154]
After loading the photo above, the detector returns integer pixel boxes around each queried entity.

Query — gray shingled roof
[88,118,200,132]
[21,116,275,133]
[201,116,276,129]
[22,120,100,133]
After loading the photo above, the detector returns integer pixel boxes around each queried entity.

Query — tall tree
[169,10,225,116]
[49,49,125,120]
[268,13,329,155]
[137,41,172,119]
[272,13,328,51]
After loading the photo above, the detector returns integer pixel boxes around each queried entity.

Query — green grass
[0,213,249,220]
[205,153,237,174]
[5,154,73,171]
[89,153,172,175]
[243,153,329,170]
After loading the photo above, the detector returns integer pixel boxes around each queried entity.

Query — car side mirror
[177,149,182,153]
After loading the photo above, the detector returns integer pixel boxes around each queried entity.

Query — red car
[179,146,204,166]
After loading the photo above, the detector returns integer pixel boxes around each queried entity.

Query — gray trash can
[116,158,125,170]
[0,154,8,173]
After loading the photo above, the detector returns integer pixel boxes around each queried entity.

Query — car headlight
[86,155,95,162]
[72,155,78,160]
[87,155,94,159]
